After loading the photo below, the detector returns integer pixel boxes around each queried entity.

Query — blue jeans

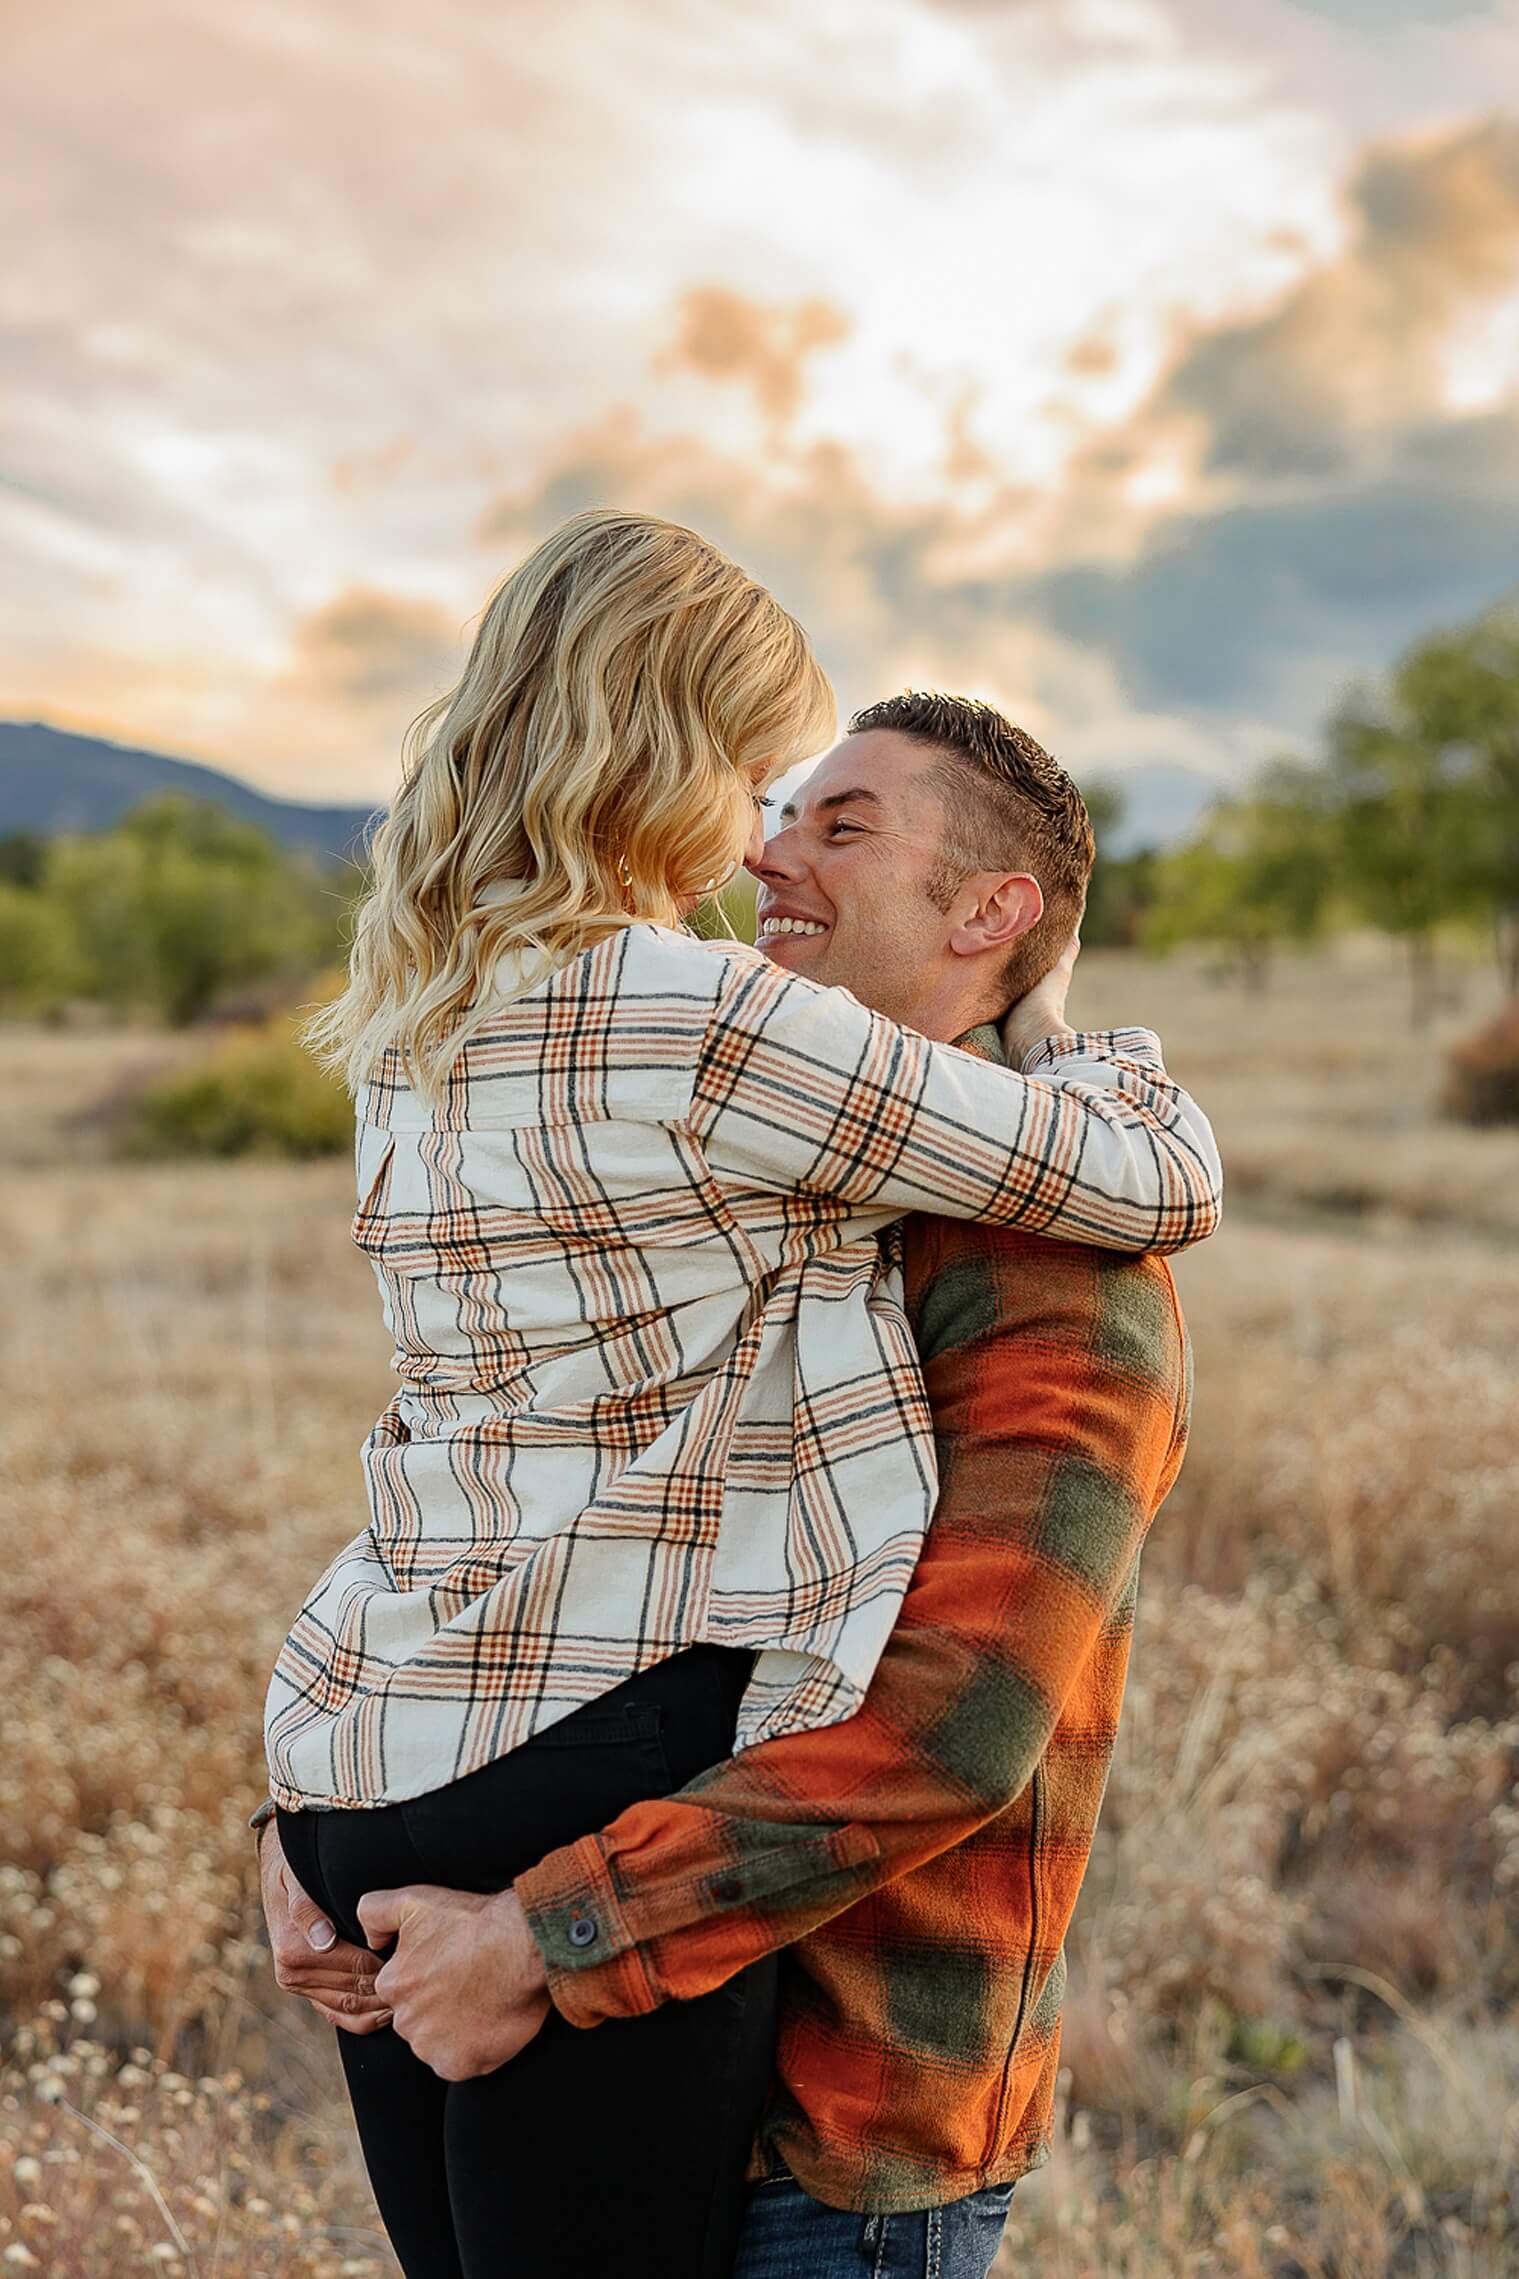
[731,2171,1015,2279]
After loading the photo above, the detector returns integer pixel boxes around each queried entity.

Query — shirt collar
[952,1020,1008,1067]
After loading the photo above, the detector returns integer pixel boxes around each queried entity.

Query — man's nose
[747,825,805,883]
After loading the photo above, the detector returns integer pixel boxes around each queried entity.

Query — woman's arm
[689,951,1221,1255]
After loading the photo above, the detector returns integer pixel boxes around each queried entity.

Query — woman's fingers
[259,1823,389,2012]
[279,1960,382,1997]
[306,1992,394,2036]
[271,1937,381,1994]
[1000,931,1080,1063]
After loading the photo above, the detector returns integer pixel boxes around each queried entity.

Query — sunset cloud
[1031,117,1519,713]
[2,0,1517,803]
[658,290,850,431]
[1153,117,1519,482]
[284,589,464,710]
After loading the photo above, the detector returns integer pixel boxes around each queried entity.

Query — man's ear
[947,873,1043,958]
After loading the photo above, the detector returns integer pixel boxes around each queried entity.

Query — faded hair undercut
[848,690,1094,1002]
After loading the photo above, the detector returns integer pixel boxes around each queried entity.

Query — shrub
[39,793,352,1026]
[1441,996,1519,1125]
[116,1011,352,1159]
[0,881,87,1013]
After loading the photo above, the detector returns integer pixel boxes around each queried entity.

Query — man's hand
[355,1884,553,2082]
[1001,927,1080,1067]
[257,1822,393,2035]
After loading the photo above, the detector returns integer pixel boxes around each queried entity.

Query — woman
[257,509,1219,2279]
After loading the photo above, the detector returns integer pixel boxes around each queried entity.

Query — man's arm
[513,1227,1191,2027]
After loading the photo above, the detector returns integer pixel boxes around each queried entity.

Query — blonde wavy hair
[302,510,835,1105]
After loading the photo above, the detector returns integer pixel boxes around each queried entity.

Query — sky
[5,0,1519,808]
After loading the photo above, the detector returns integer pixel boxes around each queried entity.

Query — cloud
[1037,439,1519,714]
[1023,117,1519,716]
[2,0,1515,803]
[658,289,850,430]
[1289,0,1491,22]
[1146,117,1519,482]
[284,588,464,709]
[0,582,468,808]
[218,588,469,800]
[470,121,1519,757]
[473,399,1278,791]
[1066,335,1121,378]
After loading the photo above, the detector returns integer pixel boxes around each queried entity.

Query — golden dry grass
[2,951,1516,2277]
[1074,942,1518,1238]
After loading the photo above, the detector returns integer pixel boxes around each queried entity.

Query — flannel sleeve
[688,956,1221,1256]
[514,1233,1191,2026]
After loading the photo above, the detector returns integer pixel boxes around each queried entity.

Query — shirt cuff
[513,1814,882,2029]
[514,1837,659,2029]
[1020,1025,1163,1076]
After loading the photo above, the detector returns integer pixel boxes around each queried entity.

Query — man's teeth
[761,918,828,938]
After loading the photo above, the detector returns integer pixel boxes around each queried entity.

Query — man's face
[748,731,963,1028]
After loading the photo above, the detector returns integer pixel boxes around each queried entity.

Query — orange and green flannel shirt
[514,1023,1194,2216]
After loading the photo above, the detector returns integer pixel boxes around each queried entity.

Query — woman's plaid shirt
[514,1029,1193,2214]
[264,926,1219,1811]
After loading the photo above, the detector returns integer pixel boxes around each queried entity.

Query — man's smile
[756,900,832,948]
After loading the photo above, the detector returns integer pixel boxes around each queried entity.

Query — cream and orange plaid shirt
[263,919,1219,1811]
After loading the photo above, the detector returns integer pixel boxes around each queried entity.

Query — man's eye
[752,793,774,813]
[828,821,861,838]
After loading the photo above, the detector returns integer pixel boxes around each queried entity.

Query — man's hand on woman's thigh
[256,1823,393,2035]
[353,1884,552,2081]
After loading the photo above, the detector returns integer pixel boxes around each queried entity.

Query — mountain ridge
[0,720,1219,861]
[0,722,382,865]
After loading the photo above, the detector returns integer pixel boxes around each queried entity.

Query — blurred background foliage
[0,794,351,1029]
[1092,607,1519,1018]
[3,600,1515,1156]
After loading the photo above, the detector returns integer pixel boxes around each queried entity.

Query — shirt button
[711,1877,744,1903]
[567,1915,599,1949]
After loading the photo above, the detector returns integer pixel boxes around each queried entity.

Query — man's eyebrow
[781,786,883,824]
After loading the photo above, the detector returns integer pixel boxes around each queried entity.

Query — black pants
[277,1645,778,2279]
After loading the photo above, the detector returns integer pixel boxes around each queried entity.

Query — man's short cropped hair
[848,690,1094,1003]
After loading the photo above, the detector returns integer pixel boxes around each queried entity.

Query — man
[260,693,1197,2277]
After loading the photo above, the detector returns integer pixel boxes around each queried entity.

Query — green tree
[1073,784,1162,950]
[0,831,47,889]
[1327,684,1493,1024]
[1384,610,1519,988]
[687,869,758,945]
[1144,765,1331,989]
[0,882,86,1012]
[42,794,346,1024]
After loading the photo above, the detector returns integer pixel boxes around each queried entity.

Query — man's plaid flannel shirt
[513,1024,1192,2215]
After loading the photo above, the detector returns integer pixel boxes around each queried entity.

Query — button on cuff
[567,1914,599,1949]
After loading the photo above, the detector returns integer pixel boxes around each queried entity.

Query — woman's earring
[618,854,634,893]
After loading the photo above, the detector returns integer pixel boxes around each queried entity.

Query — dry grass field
[2,948,1516,2277]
